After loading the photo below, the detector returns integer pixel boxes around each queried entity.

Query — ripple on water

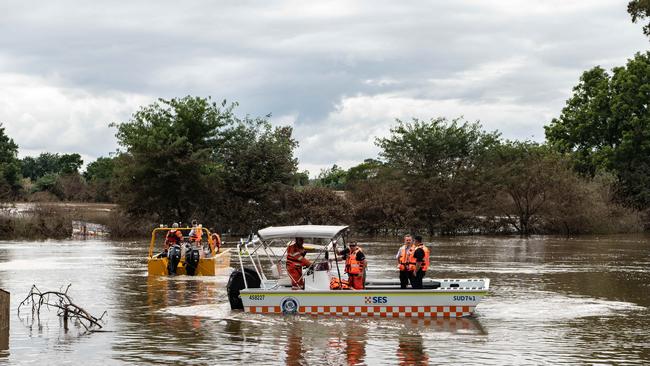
[480,290,645,322]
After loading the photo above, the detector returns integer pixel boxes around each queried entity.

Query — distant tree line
[0,53,647,238]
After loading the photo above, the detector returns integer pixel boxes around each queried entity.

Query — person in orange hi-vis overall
[343,242,367,290]
[286,237,311,290]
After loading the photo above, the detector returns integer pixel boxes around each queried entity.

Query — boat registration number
[453,295,476,301]
[249,295,265,300]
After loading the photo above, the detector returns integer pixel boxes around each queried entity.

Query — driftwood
[18,284,107,332]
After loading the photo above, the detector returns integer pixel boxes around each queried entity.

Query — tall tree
[213,118,298,232]
[0,124,21,199]
[628,0,650,38]
[376,117,500,234]
[112,96,234,220]
[545,52,650,208]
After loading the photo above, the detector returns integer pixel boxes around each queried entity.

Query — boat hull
[148,248,231,276]
[240,288,486,318]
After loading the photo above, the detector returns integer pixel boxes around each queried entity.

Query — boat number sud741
[453,295,476,301]
[249,295,265,300]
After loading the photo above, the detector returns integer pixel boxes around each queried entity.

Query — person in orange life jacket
[286,237,312,290]
[338,241,366,290]
[395,234,415,289]
[188,220,203,244]
[209,229,222,254]
[411,235,430,289]
[158,222,183,257]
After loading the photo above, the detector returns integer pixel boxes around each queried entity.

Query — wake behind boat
[227,225,489,318]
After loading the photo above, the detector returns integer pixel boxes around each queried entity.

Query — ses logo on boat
[364,296,388,304]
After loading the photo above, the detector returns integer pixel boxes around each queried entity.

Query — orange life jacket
[190,226,203,242]
[287,244,310,267]
[165,230,182,245]
[211,233,221,253]
[416,244,430,271]
[330,277,350,290]
[345,247,364,275]
[398,245,415,271]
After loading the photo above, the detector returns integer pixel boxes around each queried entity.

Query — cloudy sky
[0,1,647,175]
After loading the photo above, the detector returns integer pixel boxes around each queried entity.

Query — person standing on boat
[396,234,415,289]
[411,235,430,289]
[189,220,203,245]
[286,237,312,290]
[341,241,367,290]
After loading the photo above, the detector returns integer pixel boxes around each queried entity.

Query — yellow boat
[147,226,231,276]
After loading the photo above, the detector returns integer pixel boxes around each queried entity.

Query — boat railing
[237,237,273,290]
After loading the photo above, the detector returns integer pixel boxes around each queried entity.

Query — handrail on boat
[237,240,248,289]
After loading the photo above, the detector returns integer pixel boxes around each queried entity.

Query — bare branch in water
[18,284,107,332]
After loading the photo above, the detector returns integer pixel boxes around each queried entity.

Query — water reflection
[278,316,485,365]
[0,236,649,365]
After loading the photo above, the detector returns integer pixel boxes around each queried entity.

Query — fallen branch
[18,284,107,332]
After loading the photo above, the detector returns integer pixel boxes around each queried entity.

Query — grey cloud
[0,0,648,172]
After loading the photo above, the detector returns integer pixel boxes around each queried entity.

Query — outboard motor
[227,268,261,310]
[167,244,182,275]
[185,248,201,276]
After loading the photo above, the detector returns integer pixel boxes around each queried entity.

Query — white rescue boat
[227,225,489,318]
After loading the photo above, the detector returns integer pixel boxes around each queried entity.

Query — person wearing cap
[286,237,312,290]
[341,241,366,290]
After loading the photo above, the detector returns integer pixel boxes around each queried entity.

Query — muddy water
[0,235,648,365]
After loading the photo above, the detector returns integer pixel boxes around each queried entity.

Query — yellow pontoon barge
[148,227,231,276]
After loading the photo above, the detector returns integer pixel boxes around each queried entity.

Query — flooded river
[0,235,649,365]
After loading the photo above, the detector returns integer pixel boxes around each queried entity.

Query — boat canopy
[257,225,348,240]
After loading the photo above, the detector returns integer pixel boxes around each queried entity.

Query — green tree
[0,124,21,199]
[376,117,501,234]
[213,118,298,232]
[112,96,234,220]
[84,156,117,202]
[486,142,568,235]
[58,153,83,174]
[21,152,83,180]
[545,52,650,208]
[346,159,384,184]
[316,164,347,190]
[628,0,650,38]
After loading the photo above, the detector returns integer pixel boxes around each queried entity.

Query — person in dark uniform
[411,235,430,289]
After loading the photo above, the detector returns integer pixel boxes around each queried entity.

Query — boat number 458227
[452,295,476,301]
[249,295,265,300]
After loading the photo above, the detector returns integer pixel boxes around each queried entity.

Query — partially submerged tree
[376,117,501,234]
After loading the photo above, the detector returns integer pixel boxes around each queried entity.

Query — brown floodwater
[0,235,649,365]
